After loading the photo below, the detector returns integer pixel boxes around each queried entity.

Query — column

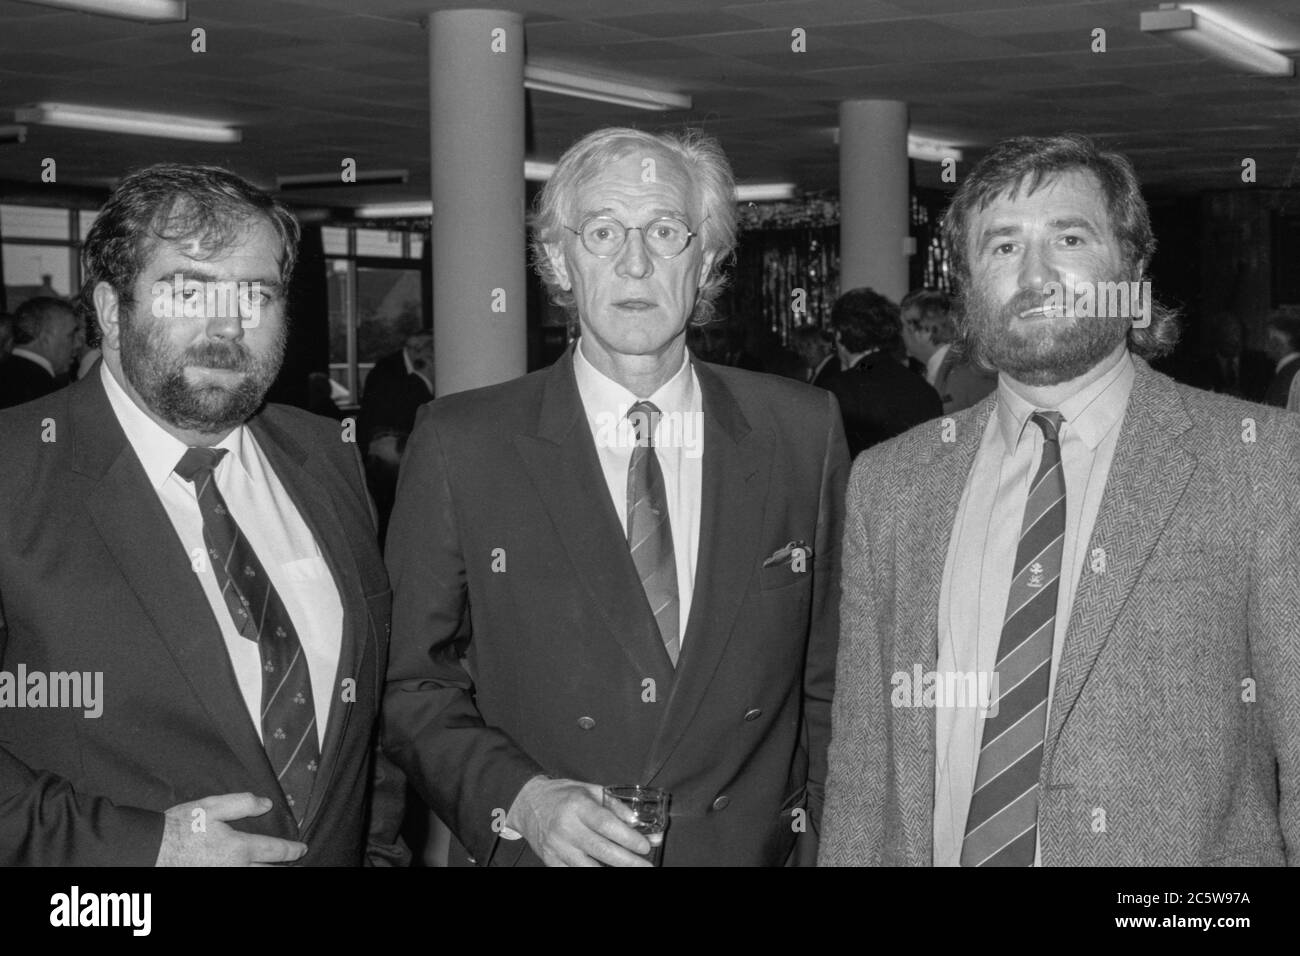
[838,99,910,302]
[428,8,526,396]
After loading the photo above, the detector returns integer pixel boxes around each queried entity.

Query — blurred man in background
[0,296,78,408]
[1263,310,1300,408]
[901,289,996,414]
[827,286,942,457]
[358,328,435,544]
[790,323,835,384]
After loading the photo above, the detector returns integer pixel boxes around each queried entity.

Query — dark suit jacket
[932,347,997,414]
[358,349,433,451]
[1264,355,1300,408]
[828,351,943,458]
[384,345,849,866]
[0,369,407,866]
[821,358,1300,865]
[810,354,841,389]
[0,353,57,410]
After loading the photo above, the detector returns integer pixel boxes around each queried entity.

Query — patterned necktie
[626,401,680,666]
[961,411,1065,867]
[174,446,319,825]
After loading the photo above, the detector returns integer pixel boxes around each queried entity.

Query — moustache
[184,344,253,372]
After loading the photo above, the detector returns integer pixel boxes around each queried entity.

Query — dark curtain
[723,224,840,342]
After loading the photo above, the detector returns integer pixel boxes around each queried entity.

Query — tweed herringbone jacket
[820,357,1300,866]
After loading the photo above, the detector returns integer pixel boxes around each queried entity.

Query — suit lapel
[248,412,367,834]
[895,397,993,864]
[642,362,769,781]
[73,376,280,798]
[1043,362,1197,771]
[512,350,674,686]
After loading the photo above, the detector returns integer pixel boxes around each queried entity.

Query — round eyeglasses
[564,215,704,259]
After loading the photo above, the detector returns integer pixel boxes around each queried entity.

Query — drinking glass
[602,785,670,866]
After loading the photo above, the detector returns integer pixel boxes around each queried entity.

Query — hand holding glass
[601,786,670,866]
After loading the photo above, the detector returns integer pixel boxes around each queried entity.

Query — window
[324,225,427,406]
[1,204,97,311]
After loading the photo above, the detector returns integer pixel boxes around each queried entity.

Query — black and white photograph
[0,0,1296,933]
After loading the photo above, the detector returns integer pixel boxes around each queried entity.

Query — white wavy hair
[530,126,737,325]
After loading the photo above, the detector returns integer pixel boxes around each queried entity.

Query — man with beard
[820,134,1300,866]
[0,164,407,866]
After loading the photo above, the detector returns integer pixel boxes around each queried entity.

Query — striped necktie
[174,446,320,826]
[626,401,680,666]
[961,410,1065,866]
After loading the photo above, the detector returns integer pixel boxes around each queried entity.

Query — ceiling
[0,0,1297,211]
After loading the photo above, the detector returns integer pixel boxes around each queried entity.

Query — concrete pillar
[428,8,526,396]
[838,99,910,302]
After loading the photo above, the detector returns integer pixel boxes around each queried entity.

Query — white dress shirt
[572,341,703,645]
[100,363,343,747]
[933,348,1135,866]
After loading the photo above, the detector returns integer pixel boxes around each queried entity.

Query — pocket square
[762,540,812,568]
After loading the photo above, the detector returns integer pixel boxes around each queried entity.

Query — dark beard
[120,314,285,434]
[962,281,1129,387]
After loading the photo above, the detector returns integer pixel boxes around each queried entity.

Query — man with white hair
[384,126,848,867]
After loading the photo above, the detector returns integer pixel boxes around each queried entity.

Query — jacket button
[577,716,596,730]
[712,795,730,811]
[466,855,477,864]
[744,708,761,721]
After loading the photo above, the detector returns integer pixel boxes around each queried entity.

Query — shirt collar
[573,339,695,427]
[995,348,1135,452]
[99,361,252,491]
[925,343,950,384]
[10,347,53,377]
[403,347,434,394]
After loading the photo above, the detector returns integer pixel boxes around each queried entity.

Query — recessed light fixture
[828,128,964,163]
[735,182,796,202]
[355,202,433,219]
[13,103,240,143]
[524,64,691,112]
[14,0,186,23]
[1141,4,1295,76]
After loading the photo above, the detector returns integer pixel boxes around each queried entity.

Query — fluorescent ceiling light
[524,65,691,112]
[908,135,963,163]
[14,0,186,22]
[356,202,433,219]
[828,128,964,163]
[736,182,795,202]
[13,103,240,142]
[1141,4,1295,76]
[278,169,408,190]
[0,125,28,144]
[525,160,556,182]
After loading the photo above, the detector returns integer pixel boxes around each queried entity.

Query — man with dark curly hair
[0,164,406,866]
